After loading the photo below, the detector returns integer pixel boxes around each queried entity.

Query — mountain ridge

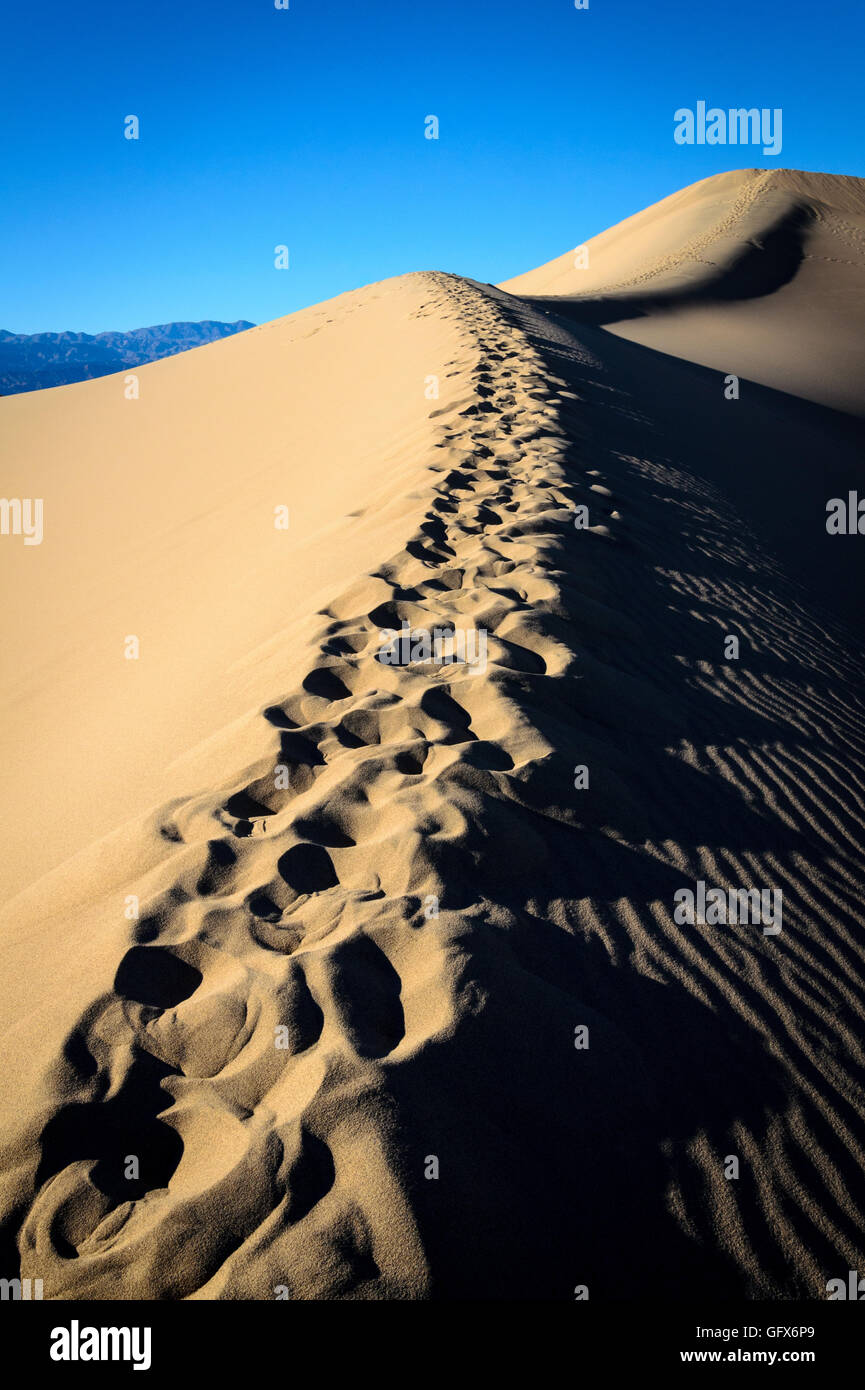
[0,319,255,395]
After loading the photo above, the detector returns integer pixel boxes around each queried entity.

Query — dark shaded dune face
[535,197,814,327]
[3,190,865,1302]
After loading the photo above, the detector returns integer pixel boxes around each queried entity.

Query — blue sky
[1,0,861,333]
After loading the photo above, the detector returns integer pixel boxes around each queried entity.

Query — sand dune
[1,170,865,1299]
[502,167,865,414]
[0,280,458,899]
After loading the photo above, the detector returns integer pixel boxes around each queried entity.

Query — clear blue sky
[1,0,861,333]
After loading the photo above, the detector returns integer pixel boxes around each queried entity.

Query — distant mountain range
[0,320,255,395]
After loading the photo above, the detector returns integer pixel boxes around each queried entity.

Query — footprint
[277,843,339,894]
[419,686,476,744]
[394,744,430,776]
[283,1129,335,1224]
[291,814,355,848]
[34,1045,184,1253]
[114,947,202,1010]
[196,839,237,895]
[325,935,405,1059]
[302,667,353,702]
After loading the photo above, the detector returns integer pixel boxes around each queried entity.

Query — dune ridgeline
[1,167,864,1299]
